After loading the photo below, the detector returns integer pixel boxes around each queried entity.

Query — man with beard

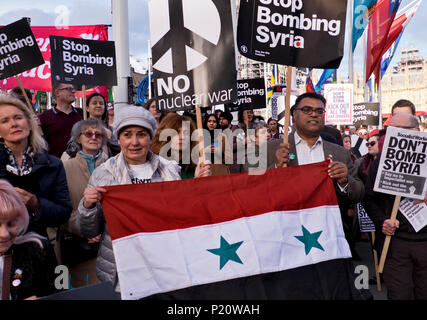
[219,111,233,130]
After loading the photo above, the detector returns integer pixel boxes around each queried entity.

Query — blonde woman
[0,94,72,238]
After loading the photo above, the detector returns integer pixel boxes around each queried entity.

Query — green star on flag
[207,236,244,270]
[295,225,325,255]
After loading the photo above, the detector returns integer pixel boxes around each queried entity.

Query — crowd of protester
[0,82,426,300]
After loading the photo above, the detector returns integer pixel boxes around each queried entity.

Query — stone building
[353,47,427,115]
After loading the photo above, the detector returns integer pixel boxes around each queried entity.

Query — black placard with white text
[353,102,380,127]
[148,0,237,112]
[237,0,347,68]
[226,78,266,112]
[0,18,44,80]
[50,35,117,86]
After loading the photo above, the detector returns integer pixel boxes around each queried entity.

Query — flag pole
[378,195,401,273]
[348,0,354,84]
[82,85,87,120]
[378,75,382,129]
[363,29,369,102]
[147,39,152,99]
[282,65,292,167]
[195,106,205,164]
[15,75,36,114]
[264,62,268,121]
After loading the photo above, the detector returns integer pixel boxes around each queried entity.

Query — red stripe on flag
[102,161,338,240]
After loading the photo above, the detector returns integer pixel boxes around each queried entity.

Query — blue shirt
[79,151,102,175]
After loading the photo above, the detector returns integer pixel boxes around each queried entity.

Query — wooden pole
[15,76,36,114]
[371,231,382,292]
[282,65,293,167]
[378,195,401,273]
[82,85,87,120]
[195,106,205,162]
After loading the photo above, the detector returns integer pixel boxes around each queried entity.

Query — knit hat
[113,104,158,138]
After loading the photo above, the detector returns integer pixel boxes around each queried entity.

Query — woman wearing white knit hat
[77,105,181,296]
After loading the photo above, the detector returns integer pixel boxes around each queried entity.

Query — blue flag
[352,0,378,52]
[314,69,336,93]
[380,32,403,79]
[367,77,374,102]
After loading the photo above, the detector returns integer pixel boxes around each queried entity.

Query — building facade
[353,47,427,115]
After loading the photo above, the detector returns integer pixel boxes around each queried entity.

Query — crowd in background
[0,83,426,300]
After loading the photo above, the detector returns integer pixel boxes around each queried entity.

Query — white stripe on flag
[113,205,351,300]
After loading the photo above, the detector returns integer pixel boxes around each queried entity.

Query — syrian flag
[102,161,357,300]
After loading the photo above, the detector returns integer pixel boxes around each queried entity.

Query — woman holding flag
[77,105,181,296]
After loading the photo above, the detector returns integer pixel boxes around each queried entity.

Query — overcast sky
[0,0,425,79]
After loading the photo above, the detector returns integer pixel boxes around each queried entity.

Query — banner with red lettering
[0,25,108,92]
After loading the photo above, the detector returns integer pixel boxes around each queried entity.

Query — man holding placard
[363,113,427,300]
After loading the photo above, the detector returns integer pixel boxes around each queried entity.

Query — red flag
[366,0,401,83]
[305,75,315,93]
[101,161,353,300]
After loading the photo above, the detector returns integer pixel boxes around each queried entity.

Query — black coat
[0,145,72,236]
[7,239,58,300]
[362,155,427,253]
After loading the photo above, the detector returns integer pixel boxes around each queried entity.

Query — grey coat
[77,151,181,290]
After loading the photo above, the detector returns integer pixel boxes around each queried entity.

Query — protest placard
[0,25,108,92]
[356,203,375,233]
[0,18,44,80]
[148,0,237,112]
[399,198,427,233]
[374,126,427,200]
[50,35,117,87]
[237,0,347,68]
[324,84,353,125]
[353,102,380,127]
[225,78,266,112]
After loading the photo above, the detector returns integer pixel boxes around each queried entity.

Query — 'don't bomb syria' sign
[374,126,427,200]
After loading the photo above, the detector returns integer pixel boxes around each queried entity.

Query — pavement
[353,239,388,300]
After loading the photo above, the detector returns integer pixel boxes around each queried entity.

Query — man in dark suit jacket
[265,93,364,258]
[266,92,364,202]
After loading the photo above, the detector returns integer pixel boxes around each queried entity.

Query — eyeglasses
[58,87,75,92]
[366,141,377,147]
[81,131,103,139]
[295,106,325,115]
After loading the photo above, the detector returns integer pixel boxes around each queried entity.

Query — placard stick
[82,85,87,120]
[282,65,293,167]
[15,75,36,114]
[378,195,401,273]
[195,106,205,162]
[371,231,382,292]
